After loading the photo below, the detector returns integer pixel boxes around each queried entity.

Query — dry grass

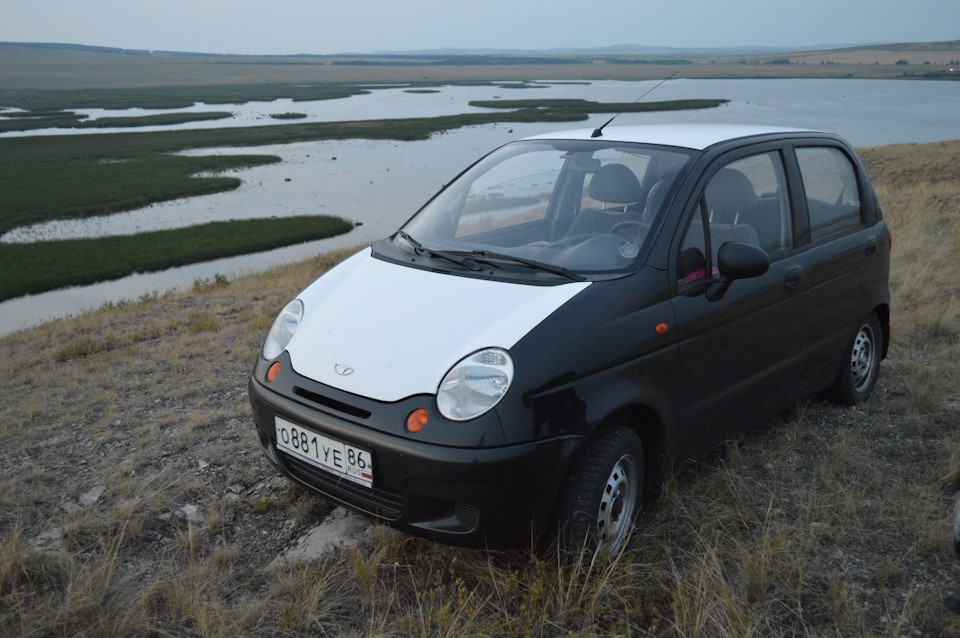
[3,140,960,636]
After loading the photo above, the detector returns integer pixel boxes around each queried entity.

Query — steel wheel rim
[850,323,877,393]
[596,453,639,555]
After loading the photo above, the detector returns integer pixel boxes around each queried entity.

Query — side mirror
[706,242,770,301]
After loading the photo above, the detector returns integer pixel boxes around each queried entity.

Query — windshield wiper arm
[461,249,585,282]
[395,230,482,271]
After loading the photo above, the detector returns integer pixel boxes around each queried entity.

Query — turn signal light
[266,362,280,383]
[406,408,429,433]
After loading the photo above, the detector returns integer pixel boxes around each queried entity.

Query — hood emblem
[334,364,354,376]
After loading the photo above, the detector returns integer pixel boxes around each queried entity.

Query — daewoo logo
[334,364,354,376]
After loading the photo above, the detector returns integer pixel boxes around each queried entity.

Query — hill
[1,138,959,635]
[2,39,959,91]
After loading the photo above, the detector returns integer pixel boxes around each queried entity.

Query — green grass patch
[0,83,376,112]
[86,111,234,128]
[269,112,307,120]
[0,111,234,133]
[0,215,352,301]
[0,138,283,234]
[494,83,549,89]
[0,110,90,129]
[470,97,729,112]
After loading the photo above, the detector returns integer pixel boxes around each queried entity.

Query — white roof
[523,124,814,151]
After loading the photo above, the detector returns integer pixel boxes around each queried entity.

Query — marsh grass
[0,111,234,133]
[0,137,283,234]
[469,97,729,113]
[0,215,353,301]
[2,141,960,636]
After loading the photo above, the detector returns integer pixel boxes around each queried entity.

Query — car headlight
[437,348,515,421]
[262,299,303,360]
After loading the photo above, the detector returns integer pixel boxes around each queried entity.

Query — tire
[556,426,644,556]
[828,312,882,405]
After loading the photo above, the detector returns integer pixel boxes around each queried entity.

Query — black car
[249,124,890,555]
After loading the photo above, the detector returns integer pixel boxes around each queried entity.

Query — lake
[1,78,958,336]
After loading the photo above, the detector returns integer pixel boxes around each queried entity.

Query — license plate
[274,417,373,488]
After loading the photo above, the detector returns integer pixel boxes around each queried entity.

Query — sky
[0,0,958,55]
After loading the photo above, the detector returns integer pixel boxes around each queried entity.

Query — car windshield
[397,139,694,277]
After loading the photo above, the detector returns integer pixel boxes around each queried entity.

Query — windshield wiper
[459,249,585,282]
[395,230,482,271]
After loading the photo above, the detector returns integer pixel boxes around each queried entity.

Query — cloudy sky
[1,0,957,55]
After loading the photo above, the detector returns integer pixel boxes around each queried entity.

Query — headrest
[705,168,757,212]
[588,164,644,205]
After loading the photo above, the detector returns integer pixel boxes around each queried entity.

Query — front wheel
[828,312,882,405]
[556,426,644,556]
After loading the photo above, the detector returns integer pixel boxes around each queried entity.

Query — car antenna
[591,71,678,138]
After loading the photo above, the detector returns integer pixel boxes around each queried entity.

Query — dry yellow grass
[792,49,959,66]
[2,140,960,636]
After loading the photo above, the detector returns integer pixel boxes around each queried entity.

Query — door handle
[784,268,804,290]
[865,239,878,256]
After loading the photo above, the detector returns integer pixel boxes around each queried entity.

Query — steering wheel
[610,220,649,242]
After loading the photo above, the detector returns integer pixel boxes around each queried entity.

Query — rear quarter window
[796,147,863,242]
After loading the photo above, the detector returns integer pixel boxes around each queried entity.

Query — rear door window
[796,147,863,242]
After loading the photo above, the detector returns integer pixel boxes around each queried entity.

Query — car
[248,123,890,555]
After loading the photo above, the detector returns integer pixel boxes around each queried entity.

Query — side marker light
[656,323,669,335]
[407,408,429,433]
[267,362,280,383]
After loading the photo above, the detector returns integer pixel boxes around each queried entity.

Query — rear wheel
[828,312,882,405]
[556,426,644,556]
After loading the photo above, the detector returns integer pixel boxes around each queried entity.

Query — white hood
[286,248,590,402]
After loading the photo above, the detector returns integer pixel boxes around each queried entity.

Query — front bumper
[248,356,582,548]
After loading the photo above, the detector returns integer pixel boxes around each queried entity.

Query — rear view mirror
[706,242,770,301]
[718,242,770,279]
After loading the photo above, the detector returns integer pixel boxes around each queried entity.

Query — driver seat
[566,163,645,237]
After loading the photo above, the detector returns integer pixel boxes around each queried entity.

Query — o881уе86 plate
[274,417,373,488]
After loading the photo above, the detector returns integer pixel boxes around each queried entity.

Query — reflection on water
[2,79,959,336]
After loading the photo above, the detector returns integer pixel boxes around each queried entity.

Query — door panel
[672,255,810,445]
[670,149,810,447]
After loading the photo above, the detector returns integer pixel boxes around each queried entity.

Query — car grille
[280,453,403,521]
[293,386,372,419]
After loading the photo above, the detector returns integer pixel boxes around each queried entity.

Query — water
[1,79,958,336]
[2,78,958,142]
[0,82,531,138]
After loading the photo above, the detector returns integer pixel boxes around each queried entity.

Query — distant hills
[357,44,878,57]
[3,40,957,93]
[0,40,931,59]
